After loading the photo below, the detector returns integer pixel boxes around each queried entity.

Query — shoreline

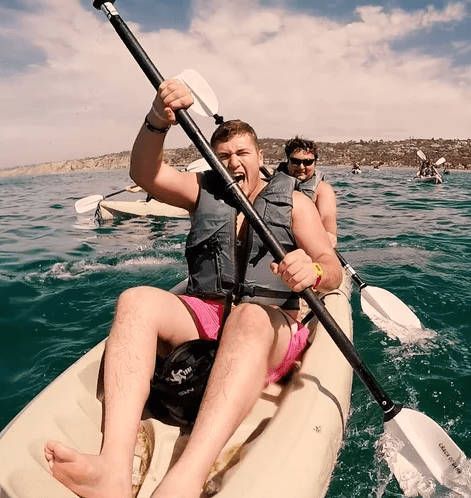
[1,138,469,179]
[1,163,468,181]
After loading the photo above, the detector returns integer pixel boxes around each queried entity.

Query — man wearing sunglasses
[278,137,338,248]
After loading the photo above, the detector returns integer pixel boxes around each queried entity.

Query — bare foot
[44,440,132,498]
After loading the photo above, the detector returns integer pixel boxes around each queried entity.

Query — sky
[0,0,470,169]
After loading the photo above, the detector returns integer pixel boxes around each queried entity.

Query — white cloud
[0,0,470,168]
[452,40,471,54]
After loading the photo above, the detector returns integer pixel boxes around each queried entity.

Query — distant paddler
[415,150,444,184]
[351,162,362,174]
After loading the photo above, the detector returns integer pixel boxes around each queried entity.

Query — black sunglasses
[289,157,315,167]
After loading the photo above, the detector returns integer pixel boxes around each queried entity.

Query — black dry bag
[147,339,217,426]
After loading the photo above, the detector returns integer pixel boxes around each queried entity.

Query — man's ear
[258,149,264,165]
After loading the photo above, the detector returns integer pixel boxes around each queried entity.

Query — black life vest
[185,170,299,309]
[277,162,324,201]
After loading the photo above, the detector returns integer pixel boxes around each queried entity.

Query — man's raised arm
[130,79,199,211]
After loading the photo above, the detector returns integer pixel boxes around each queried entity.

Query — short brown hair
[210,119,259,150]
[284,136,318,161]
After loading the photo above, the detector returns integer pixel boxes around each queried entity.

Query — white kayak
[414,174,443,185]
[97,199,188,221]
[95,167,273,222]
[0,272,353,498]
[351,169,361,174]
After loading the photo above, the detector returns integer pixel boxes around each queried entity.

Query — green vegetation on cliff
[1,138,469,178]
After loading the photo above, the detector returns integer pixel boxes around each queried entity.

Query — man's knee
[117,286,163,309]
[115,286,169,325]
[225,303,273,342]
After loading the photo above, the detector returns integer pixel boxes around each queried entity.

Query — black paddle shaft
[335,250,367,290]
[104,187,132,199]
[93,0,399,418]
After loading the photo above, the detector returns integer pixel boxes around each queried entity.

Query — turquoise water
[0,166,469,496]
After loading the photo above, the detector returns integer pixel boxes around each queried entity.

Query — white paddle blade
[383,408,469,495]
[361,286,422,328]
[417,150,427,161]
[360,286,434,342]
[74,194,104,214]
[175,69,219,118]
[435,157,446,166]
[186,158,211,173]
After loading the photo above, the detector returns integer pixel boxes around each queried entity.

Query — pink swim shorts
[179,295,310,384]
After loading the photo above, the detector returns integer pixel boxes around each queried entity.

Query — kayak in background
[0,272,353,498]
[414,151,445,184]
[414,174,443,185]
[94,163,273,222]
[96,198,188,221]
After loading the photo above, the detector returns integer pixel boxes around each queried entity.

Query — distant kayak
[351,169,361,174]
[97,198,188,221]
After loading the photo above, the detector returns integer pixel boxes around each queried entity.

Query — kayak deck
[0,273,353,498]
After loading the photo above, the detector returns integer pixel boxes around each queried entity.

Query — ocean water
[0,166,469,497]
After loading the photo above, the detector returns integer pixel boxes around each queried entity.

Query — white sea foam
[118,256,172,267]
[25,256,176,282]
[377,432,471,497]
[369,313,437,343]
[72,220,97,230]
[378,432,436,497]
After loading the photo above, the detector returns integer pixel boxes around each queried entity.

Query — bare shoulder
[317,180,336,197]
[292,191,320,227]
[292,190,316,212]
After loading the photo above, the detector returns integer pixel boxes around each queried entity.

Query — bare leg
[44,287,199,498]
[151,303,292,498]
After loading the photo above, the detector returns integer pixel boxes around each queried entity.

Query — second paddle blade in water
[360,286,436,343]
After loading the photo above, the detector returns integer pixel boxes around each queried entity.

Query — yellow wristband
[312,262,323,288]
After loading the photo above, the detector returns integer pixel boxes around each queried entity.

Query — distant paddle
[74,185,142,213]
[417,149,427,162]
[335,250,429,342]
[434,157,446,179]
[94,3,469,495]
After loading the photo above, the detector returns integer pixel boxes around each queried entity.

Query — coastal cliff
[1,138,469,178]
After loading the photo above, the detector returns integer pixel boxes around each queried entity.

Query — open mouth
[233,173,245,185]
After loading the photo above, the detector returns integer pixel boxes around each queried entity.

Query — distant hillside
[1,138,469,178]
